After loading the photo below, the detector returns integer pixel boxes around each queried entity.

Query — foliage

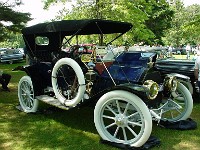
[144,0,174,45]
[163,0,200,47]
[0,1,32,42]
[182,5,200,45]
[43,0,173,45]
[0,33,24,48]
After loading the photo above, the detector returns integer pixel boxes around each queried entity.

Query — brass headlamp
[164,75,178,92]
[143,80,159,100]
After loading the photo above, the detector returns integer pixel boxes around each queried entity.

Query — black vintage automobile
[15,19,193,148]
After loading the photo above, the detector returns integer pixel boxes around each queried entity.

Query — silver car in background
[0,48,24,64]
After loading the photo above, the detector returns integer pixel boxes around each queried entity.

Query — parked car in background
[172,47,181,55]
[80,44,95,53]
[14,19,193,148]
[17,48,25,59]
[0,48,24,64]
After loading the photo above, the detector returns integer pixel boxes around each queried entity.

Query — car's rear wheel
[160,82,193,121]
[177,80,193,95]
[18,76,38,113]
[52,58,86,107]
[94,90,152,147]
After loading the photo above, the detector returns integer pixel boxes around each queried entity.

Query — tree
[162,0,184,46]
[43,0,173,45]
[182,4,200,45]
[144,0,174,45]
[0,1,32,42]
[163,0,200,47]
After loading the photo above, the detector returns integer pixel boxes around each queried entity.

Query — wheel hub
[115,114,128,127]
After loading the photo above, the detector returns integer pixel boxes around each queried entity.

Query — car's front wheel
[18,76,38,113]
[158,82,193,122]
[94,90,152,147]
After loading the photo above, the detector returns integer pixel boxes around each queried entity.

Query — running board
[35,95,69,110]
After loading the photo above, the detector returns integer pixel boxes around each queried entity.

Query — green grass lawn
[172,54,199,61]
[0,60,200,150]
[170,54,195,60]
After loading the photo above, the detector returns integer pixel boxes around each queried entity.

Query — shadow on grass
[1,97,200,150]
[38,104,97,133]
[1,94,200,150]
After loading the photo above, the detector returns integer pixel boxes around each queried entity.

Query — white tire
[94,90,152,147]
[180,80,193,95]
[18,76,38,113]
[52,58,86,107]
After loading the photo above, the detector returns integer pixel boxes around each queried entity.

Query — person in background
[0,70,11,92]
[194,51,200,93]
[192,52,198,61]
[186,43,191,59]
[197,44,200,51]
[168,45,173,57]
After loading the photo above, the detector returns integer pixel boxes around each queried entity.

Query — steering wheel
[69,45,80,59]
[69,45,90,59]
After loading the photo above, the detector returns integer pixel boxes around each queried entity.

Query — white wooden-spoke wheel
[18,76,38,113]
[180,80,193,95]
[94,90,152,147]
[52,58,86,107]
[161,82,193,121]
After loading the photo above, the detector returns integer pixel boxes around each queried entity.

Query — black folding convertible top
[22,19,133,36]
[22,19,132,60]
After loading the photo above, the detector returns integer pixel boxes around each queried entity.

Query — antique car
[0,48,24,64]
[15,19,193,148]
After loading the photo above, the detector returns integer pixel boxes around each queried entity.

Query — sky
[15,0,74,26]
[10,0,200,26]
[182,0,200,6]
